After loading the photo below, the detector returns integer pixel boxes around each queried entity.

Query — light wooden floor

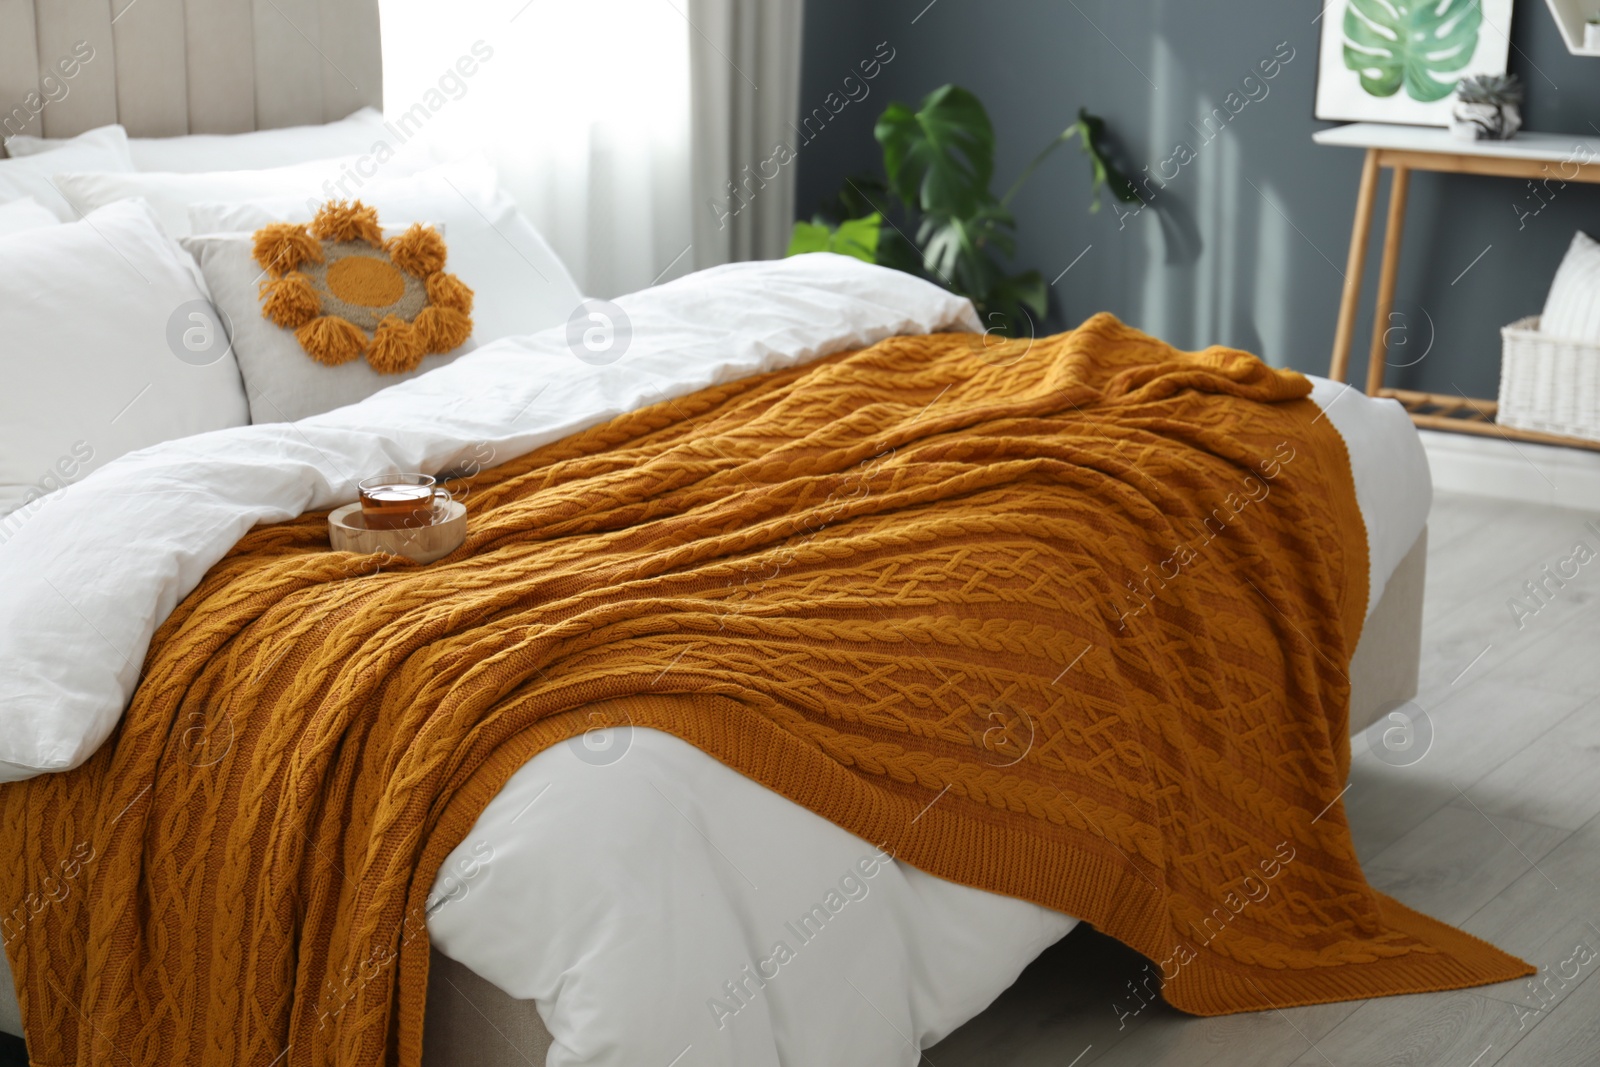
[923,491,1600,1067]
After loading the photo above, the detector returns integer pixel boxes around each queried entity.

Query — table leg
[1366,165,1411,395]
[1329,149,1380,383]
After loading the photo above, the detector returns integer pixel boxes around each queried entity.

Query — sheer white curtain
[379,0,694,298]
[687,0,806,268]
[378,0,802,297]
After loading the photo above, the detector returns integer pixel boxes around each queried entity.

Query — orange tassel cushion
[253,200,473,374]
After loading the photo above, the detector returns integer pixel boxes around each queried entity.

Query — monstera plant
[788,85,1138,336]
[1342,0,1483,102]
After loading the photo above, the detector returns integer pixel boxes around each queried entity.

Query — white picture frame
[1315,0,1516,127]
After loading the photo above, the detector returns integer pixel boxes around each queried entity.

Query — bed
[0,285,1433,1067]
[0,3,1475,1066]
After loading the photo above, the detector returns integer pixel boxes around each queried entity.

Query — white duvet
[0,255,1430,1064]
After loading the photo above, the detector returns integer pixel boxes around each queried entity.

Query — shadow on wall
[1110,34,1303,367]
[796,0,1600,396]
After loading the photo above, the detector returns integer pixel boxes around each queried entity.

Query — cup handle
[431,486,453,520]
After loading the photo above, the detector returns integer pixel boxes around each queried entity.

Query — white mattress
[1307,375,1432,620]
[0,255,1430,1060]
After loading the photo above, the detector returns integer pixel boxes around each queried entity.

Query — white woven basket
[1498,316,1600,442]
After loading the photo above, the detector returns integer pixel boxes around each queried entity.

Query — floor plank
[1417,582,1598,702]
[1463,814,1600,1012]
[1361,803,1570,927]
[1420,502,1595,626]
[1284,988,1536,1067]
[1462,700,1600,830]
[1342,680,1587,863]
[1494,971,1600,1067]
[1400,681,1590,791]
[1415,500,1600,696]
[1085,998,1360,1067]
[1342,750,1460,865]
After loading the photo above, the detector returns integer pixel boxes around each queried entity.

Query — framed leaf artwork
[1315,0,1515,126]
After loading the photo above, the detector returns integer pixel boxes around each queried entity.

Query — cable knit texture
[0,315,1529,1066]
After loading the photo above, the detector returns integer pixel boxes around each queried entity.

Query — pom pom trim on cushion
[252,224,325,276]
[258,272,321,329]
[386,224,448,278]
[413,306,473,353]
[296,315,369,366]
[367,314,429,374]
[309,200,385,246]
[425,271,474,314]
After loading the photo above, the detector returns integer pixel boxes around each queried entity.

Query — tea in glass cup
[357,474,451,531]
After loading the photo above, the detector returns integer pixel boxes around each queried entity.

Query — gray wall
[796,0,1600,397]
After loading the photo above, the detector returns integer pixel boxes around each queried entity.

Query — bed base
[1348,526,1426,737]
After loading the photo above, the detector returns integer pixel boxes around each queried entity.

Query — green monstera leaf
[875,85,995,218]
[786,213,881,263]
[1343,0,1483,103]
[917,200,1016,291]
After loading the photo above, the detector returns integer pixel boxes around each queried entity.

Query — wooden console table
[1317,122,1600,452]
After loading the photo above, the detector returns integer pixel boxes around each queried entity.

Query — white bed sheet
[0,256,1431,1063]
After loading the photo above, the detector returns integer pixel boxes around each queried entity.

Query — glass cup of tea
[357,474,452,531]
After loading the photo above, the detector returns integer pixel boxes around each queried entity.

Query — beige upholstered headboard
[0,0,381,142]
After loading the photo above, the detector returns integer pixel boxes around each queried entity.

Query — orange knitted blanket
[1,315,1529,1066]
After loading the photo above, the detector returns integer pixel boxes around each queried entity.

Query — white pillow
[181,226,472,423]
[188,157,583,346]
[1540,231,1600,342]
[52,155,413,238]
[0,199,249,522]
[4,109,392,172]
[0,125,133,219]
[0,197,58,237]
